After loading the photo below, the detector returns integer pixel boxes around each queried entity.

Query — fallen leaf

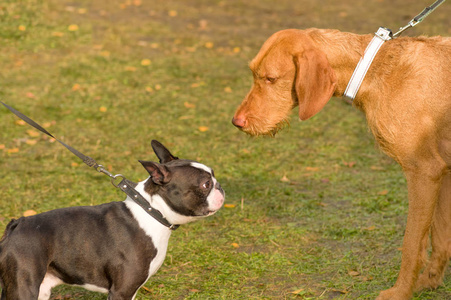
[26,92,35,98]
[233,47,241,53]
[189,289,200,293]
[344,161,356,168]
[27,129,40,137]
[371,165,384,170]
[150,43,159,49]
[72,83,81,91]
[289,288,304,295]
[305,167,319,171]
[18,25,26,31]
[154,84,162,90]
[198,126,209,132]
[205,42,214,49]
[100,51,110,57]
[71,162,79,167]
[68,24,79,31]
[378,190,389,195]
[348,270,360,277]
[25,139,38,145]
[52,31,64,37]
[133,0,142,6]
[7,148,20,154]
[99,106,107,112]
[15,120,26,126]
[365,225,376,231]
[141,59,151,66]
[77,8,87,14]
[224,204,236,208]
[231,243,239,248]
[184,102,196,108]
[224,86,232,93]
[145,86,154,93]
[124,66,136,72]
[280,175,290,182]
[23,210,37,217]
[0,144,5,149]
[168,10,177,17]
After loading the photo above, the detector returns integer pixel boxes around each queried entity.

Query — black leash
[1,101,179,230]
[392,0,447,38]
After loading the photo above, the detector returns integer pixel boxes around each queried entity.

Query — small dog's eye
[202,180,211,189]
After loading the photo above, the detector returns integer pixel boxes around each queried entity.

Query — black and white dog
[0,140,224,300]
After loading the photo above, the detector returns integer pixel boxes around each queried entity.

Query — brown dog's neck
[305,29,374,99]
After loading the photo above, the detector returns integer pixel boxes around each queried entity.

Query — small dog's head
[138,140,224,225]
[232,29,337,136]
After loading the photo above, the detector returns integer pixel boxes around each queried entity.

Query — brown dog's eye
[266,77,277,84]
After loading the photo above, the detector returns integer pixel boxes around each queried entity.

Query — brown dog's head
[232,29,337,136]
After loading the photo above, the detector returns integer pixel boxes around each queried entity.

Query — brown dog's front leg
[377,168,444,300]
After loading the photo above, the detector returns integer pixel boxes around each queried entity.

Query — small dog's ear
[139,160,172,185]
[151,140,179,164]
[294,49,337,120]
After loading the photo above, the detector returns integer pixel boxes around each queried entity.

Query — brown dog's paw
[415,270,443,292]
[376,287,412,300]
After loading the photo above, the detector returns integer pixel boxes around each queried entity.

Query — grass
[1,0,450,299]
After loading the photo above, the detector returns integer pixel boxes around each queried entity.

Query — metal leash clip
[95,165,125,188]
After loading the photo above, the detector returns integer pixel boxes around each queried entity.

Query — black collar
[118,178,180,230]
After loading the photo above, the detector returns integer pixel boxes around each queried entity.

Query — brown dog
[232,28,451,299]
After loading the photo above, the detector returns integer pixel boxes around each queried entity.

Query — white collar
[343,27,392,100]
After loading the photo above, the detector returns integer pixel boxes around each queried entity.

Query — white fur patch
[190,162,212,174]
[38,273,108,300]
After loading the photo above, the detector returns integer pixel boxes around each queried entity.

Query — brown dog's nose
[232,116,247,128]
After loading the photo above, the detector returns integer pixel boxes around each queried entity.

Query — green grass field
[1,0,450,299]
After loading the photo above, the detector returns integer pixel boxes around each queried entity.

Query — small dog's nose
[232,116,246,128]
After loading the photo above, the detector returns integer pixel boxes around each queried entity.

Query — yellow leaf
[198,126,209,132]
[205,42,214,49]
[99,106,107,112]
[0,144,5,149]
[233,47,241,53]
[378,190,389,195]
[27,129,40,137]
[145,86,154,93]
[68,24,79,31]
[71,162,79,167]
[133,0,142,6]
[150,43,159,49]
[72,83,81,91]
[184,102,196,108]
[141,59,151,66]
[23,210,37,217]
[365,225,376,231]
[26,92,35,98]
[305,167,319,171]
[224,87,232,93]
[289,288,304,295]
[231,243,239,248]
[154,84,162,90]
[100,51,110,57]
[7,148,19,153]
[125,66,137,72]
[168,10,177,17]
[224,204,236,208]
[25,139,38,145]
[52,31,64,37]
[15,120,26,126]
[348,270,360,277]
[77,8,87,14]
[280,175,290,182]
[18,25,26,31]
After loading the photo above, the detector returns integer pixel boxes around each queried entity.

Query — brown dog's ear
[295,49,337,120]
